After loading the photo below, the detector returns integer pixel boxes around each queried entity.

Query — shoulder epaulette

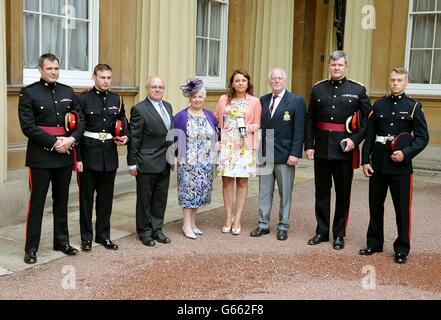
[24,81,39,88]
[407,95,420,104]
[56,82,71,88]
[372,95,388,108]
[376,95,388,101]
[348,79,364,87]
[109,90,121,97]
[313,79,328,86]
[78,88,91,95]
[406,96,421,118]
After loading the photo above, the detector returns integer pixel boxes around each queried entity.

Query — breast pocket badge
[283,111,291,122]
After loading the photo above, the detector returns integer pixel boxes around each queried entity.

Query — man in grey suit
[250,68,306,240]
[127,76,174,247]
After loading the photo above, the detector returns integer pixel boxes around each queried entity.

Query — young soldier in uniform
[305,51,372,250]
[76,64,128,251]
[359,67,429,264]
[18,53,84,264]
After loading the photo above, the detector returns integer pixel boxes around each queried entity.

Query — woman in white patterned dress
[215,70,262,235]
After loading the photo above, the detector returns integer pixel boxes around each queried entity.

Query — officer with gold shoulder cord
[76,64,128,252]
[18,53,85,264]
[359,67,429,264]
[305,51,372,251]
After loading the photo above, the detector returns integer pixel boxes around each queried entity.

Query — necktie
[269,94,277,118]
[158,101,170,128]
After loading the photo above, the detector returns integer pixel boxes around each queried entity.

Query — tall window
[23,0,99,86]
[196,0,228,89]
[405,0,441,95]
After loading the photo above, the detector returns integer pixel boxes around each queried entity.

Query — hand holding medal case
[237,117,247,138]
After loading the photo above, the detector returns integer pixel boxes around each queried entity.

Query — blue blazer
[260,91,306,164]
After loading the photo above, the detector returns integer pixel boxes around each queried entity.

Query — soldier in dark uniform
[305,51,372,250]
[76,64,128,251]
[359,67,429,264]
[18,53,84,264]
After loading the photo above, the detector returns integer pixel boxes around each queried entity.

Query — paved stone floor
[1,160,440,301]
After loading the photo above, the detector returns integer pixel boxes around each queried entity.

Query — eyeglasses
[270,77,284,81]
[149,85,165,90]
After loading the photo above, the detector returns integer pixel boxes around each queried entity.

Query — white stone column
[0,0,8,183]
[344,0,374,92]
[138,0,197,110]
[323,0,336,78]
[248,0,295,96]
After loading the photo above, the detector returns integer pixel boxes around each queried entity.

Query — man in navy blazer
[250,68,306,240]
[127,76,174,247]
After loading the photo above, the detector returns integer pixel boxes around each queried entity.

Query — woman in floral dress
[174,79,218,239]
[215,70,262,235]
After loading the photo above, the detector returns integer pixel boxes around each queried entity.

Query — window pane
[42,0,65,15]
[24,0,39,12]
[196,38,208,76]
[67,21,88,70]
[411,14,435,48]
[413,0,436,12]
[210,1,222,39]
[436,14,441,47]
[208,40,220,76]
[42,16,66,69]
[438,0,441,10]
[23,13,40,68]
[68,0,88,19]
[433,50,441,83]
[409,50,432,83]
[196,0,209,37]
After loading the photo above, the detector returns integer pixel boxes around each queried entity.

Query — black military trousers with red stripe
[314,158,353,239]
[25,166,73,253]
[366,173,412,255]
[79,169,116,243]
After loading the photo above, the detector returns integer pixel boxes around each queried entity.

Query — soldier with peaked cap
[76,64,128,252]
[305,51,372,251]
[18,53,85,264]
[359,67,429,264]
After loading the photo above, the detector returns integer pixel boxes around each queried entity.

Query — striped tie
[269,94,277,118]
[158,101,170,128]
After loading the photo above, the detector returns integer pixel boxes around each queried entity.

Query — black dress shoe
[333,237,345,250]
[394,253,407,264]
[98,239,119,250]
[54,244,78,255]
[359,247,383,255]
[153,232,171,244]
[81,240,92,251]
[140,237,156,247]
[24,251,37,264]
[250,227,270,237]
[307,234,329,245]
[277,230,288,241]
